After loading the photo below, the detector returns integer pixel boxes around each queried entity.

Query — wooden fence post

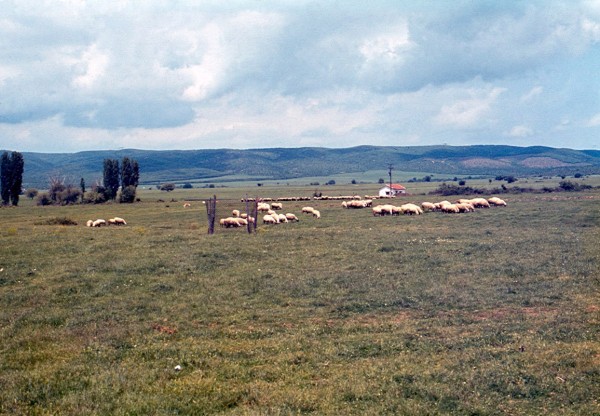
[206,195,216,234]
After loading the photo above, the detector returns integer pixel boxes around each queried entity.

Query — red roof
[389,184,406,190]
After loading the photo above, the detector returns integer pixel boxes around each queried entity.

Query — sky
[1,0,599,153]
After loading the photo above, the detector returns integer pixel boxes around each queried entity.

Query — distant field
[1,185,598,414]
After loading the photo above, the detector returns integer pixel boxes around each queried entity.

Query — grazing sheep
[285,213,299,222]
[277,213,289,223]
[455,203,474,213]
[183,203,191,208]
[372,206,383,216]
[271,202,283,210]
[488,197,507,206]
[257,203,271,212]
[312,209,321,219]
[421,202,436,212]
[400,203,423,215]
[86,220,93,227]
[111,217,127,225]
[441,204,460,213]
[341,201,348,208]
[470,198,490,208]
[263,214,277,224]
[391,205,402,216]
[232,209,240,217]
[302,206,315,214]
[92,219,107,227]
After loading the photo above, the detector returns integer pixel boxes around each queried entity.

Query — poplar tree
[103,159,120,200]
[120,157,140,203]
[1,151,24,206]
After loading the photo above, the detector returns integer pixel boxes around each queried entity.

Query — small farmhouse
[379,183,406,197]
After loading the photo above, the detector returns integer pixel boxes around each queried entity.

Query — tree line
[1,151,24,206]
[1,151,141,206]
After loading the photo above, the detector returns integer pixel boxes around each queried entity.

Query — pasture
[0,185,599,415]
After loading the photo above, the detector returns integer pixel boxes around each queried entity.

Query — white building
[379,184,406,197]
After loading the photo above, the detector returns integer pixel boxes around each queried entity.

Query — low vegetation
[0,184,598,414]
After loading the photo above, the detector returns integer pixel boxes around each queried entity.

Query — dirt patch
[460,158,512,168]
[520,157,570,168]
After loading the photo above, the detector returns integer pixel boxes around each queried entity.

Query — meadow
[0,182,598,415]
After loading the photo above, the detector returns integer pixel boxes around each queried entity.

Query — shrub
[119,185,137,203]
[35,216,78,226]
[36,193,52,206]
[182,182,193,189]
[83,190,107,204]
[25,188,38,199]
[161,183,176,192]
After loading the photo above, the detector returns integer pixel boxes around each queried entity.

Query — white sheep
[470,198,490,208]
[488,197,507,206]
[86,220,93,227]
[285,213,299,222]
[257,203,271,212]
[232,209,240,217]
[400,203,423,215]
[183,203,191,208]
[312,209,321,219]
[271,202,283,210]
[92,219,107,227]
[263,214,277,224]
[302,206,315,214]
[421,202,436,212]
[277,213,289,223]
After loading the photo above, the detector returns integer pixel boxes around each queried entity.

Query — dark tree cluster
[1,151,24,206]
[101,157,140,203]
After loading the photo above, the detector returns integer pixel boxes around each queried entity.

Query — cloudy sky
[1,0,599,153]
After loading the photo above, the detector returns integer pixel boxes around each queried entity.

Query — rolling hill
[11,145,600,188]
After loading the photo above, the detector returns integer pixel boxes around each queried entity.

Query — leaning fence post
[206,195,216,234]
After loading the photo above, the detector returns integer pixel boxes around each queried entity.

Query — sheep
[263,214,277,224]
[470,198,490,208]
[220,217,247,228]
[302,206,315,214]
[441,204,460,213]
[271,202,283,210]
[183,203,191,208]
[341,201,348,208]
[488,197,507,206]
[400,203,423,215]
[455,203,474,213]
[391,205,402,216]
[257,203,271,212]
[277,213,289,223]
[312,209,321,219]
[372,206,383,216]
[285,213,299,222]
[86,220,93,227]
[421,202,436,212]
[232,209,240,217]
[92,219,107,227]
[109,217,127,225]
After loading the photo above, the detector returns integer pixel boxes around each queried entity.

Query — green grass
[1,186,599,414]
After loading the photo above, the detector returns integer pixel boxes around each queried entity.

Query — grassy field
[1,183,599,415]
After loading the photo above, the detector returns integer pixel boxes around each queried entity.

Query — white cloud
[434,87,506,128]
[521,86,543,101]
[72,44,109,89]
[0,1,599,151]
[587,113,600,126]
[507,125,534,137]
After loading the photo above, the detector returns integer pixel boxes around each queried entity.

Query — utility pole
[388,164,394,198]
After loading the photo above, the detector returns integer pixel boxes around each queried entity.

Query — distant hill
[10,145,600,188]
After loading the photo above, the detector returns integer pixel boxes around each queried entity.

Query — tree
[378,178,385,184]
[80,178,86,203]
[1,151,24,206]
[1,152,11,205]
[160,183,176,192]
[103,159,120,200]
[26,188,38,199]
[119,157,140,203]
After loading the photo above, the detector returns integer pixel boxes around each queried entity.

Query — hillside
[12,145,600,188]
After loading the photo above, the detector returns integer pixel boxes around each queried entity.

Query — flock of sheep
[85,216,127,227]
[367,197,507,216]
[217,195,508,229]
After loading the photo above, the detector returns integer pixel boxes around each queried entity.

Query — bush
[35,216,78,226]
[56,187,81,205]
[25,188,38,199]
[119,185,137,203]
[182,183,193,189]
[83,190,107,204]
[161,183,176,192]
[36,193,52,206]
